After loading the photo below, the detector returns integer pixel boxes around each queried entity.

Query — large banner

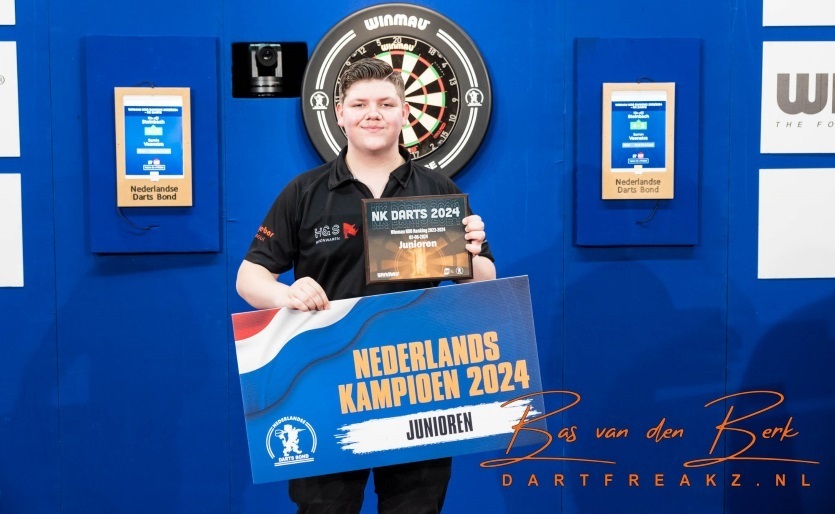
[232,276,545,483]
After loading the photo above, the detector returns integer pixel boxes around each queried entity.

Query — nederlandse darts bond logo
[266,416,318,466]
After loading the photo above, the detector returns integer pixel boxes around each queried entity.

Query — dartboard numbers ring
[301,3,491,177]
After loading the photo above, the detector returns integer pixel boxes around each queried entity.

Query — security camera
[249,43,283,97]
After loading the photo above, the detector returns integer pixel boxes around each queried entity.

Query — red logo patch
[343,223,358,239]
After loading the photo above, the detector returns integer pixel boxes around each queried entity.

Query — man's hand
[286,277,330,311]
[236,261,331,311]
[463,214,486,256]
[460,214,496,282]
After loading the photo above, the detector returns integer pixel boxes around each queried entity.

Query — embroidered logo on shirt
[314,224,341,244]
[343,223,358,239]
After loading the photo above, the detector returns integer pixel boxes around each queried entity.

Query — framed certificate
[362,194,473,284]
[602,82,675,200]
[114,87,192,207]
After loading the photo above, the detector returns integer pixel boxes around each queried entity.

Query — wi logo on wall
[761,41,835,154]
[776,73,833,115]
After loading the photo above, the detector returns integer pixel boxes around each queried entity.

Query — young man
[236,58,495,513]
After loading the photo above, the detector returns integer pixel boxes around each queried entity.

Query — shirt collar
[328,146,414,190]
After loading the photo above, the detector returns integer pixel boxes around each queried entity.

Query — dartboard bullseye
[301,3,491,177]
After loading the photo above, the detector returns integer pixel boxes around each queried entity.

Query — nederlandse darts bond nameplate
[363,195,473,284]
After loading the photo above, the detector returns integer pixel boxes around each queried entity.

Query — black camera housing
[231,42,308,98]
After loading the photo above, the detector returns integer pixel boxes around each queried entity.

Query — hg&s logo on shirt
[314,222,359,244]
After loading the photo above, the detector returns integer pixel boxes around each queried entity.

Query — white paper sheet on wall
[0,0,14,25]
[759,169,835,279]
[0,173,23,287]
[761,42,835,154]
[0,41,21,157]
[764,0,835,26]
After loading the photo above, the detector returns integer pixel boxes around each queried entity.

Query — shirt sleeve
[243,181,300,275]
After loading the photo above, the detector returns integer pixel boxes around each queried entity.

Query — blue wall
[1,0,833,512]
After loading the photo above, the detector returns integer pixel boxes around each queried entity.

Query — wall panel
[47,0,229,511]
[0,0,59,511]
[563,0,733,512]
[727,2,835,512]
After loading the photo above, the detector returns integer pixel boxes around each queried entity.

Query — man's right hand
[286,277,330,311]
[236,261,331,311]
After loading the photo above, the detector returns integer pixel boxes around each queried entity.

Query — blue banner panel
[83,36,220,253]
[232,277,545,483]
[575,38,700,246]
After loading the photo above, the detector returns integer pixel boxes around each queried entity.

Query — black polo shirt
[245,147,494,301]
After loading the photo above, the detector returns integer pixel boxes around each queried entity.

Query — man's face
[336,79,409,155]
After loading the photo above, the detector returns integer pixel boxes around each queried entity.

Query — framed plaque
[601,82,675,200]
[362,194,472,284]
[114,87,193,207]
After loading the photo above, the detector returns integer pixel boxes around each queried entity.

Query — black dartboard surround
[301,3,491,177]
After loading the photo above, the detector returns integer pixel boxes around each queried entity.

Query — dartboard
[301,3,491,177]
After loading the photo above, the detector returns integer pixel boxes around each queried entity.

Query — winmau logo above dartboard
[301,3,492,177]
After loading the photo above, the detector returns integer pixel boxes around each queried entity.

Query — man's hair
[338,58,406,103]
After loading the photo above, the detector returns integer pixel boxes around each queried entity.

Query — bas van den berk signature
[482,390,819,489]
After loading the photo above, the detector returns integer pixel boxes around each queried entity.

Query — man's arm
[236,260,330,311]
[470,254,497,282]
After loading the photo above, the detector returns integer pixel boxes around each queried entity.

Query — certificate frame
[114,87,193,207]
[362,194,473,284]
[602,82,675,200]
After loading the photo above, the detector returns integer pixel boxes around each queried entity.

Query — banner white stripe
[335,400,538,454]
